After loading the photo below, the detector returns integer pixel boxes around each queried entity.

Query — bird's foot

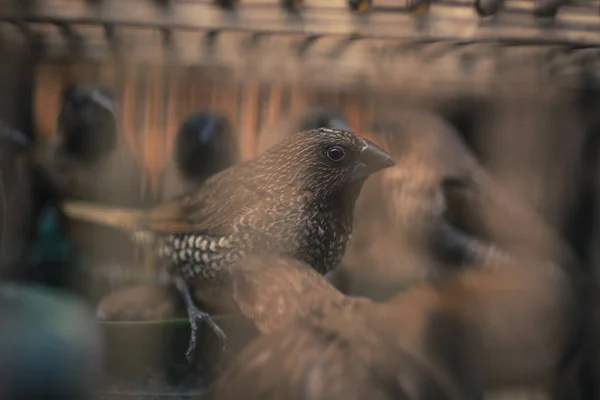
[173,276,227,363]
[185,304,227,364]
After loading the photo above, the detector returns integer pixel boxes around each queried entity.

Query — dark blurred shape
[257,106,352,154]
[533,0,566,17]
[35,83,148,298]
[407,0,430,14]
[214,0,239,10]
[160,111,238,200]
[348,0,372,13]
[281,0,303,12]
[560,68,600,400]
[96,283,186,321]
[0,283,103,400]
[56,85,117,165]
[37,83,145,207]
[433,94,492,161]
[474,0,503,16]
[0,122,45,282]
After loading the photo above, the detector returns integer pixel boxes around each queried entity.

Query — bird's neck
[317,180,366,229]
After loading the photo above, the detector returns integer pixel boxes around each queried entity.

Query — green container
[97,315,257,400]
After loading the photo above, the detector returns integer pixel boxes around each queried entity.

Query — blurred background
[1,0,600,399]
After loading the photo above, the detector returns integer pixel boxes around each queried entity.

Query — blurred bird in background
[160,110,239,201]
[37,83,146,207]
[330,108,576,302]
[62,127,395,361]
[35,84,149,299]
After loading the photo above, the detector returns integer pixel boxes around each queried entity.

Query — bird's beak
[352,138,396,180]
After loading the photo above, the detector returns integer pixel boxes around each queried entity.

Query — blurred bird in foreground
[191,255,352,335]
[212,247,578,400]
[35,84,148,293]
[257,106,352,154]
[331,109,575,300]
[62,127,395,361]
[160,111,239,201]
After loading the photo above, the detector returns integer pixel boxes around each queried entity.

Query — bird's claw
[186,306,228,363]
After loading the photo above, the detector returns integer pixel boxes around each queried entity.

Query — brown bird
[62,128,395,361]
[191,255,352,335]
[212,252,579,400]
[332,109,574,300]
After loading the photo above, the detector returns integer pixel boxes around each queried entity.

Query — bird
[61,127,396,361]
[330,109,575,301]
[257,107,352,155]
[189,254,350,335]
[211,249,579,400]
[36,83,146,206]
[34,84,149,293]
[160,110,239,201]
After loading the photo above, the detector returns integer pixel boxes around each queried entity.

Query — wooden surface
[1,0,600,43]
[1,0,600,84]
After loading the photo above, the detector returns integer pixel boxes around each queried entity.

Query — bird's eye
[326,146,346,162]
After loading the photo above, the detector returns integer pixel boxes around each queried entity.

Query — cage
[1,0,600,399]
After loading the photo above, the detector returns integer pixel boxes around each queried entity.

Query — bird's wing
[142,168,276,235]
[63,164,284,236]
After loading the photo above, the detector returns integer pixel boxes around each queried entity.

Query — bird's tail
[61,201,144,233]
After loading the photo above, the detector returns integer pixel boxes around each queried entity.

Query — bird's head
[368,111,483,237]
[56,84,117,163]
[368,110,480,204]
[175,111,238,181]
[257,128,396,203]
